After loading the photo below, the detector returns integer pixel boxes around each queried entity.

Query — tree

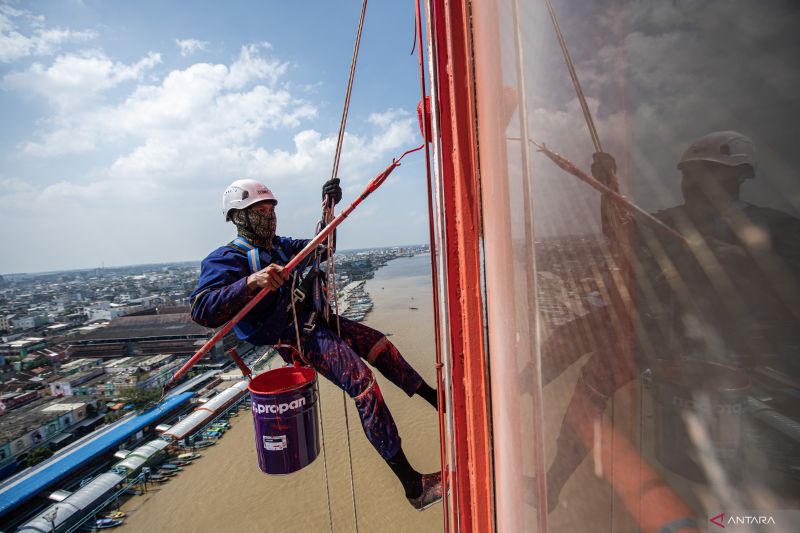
[25,446,53,468]
[117,387,162,410]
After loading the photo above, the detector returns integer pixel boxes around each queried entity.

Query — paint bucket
[248,365,320,475]
[653,358,750,482]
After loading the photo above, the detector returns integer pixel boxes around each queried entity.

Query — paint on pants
[277,316,423,459]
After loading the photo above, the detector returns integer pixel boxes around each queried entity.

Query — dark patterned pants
[277,316,423,459]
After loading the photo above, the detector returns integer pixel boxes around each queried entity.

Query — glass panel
[474,0,800,530]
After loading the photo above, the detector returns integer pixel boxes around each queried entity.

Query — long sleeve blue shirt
[190,235,318,346]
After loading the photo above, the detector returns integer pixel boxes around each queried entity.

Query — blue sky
[0,0,430,273]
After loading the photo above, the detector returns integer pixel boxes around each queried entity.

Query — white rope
[290,273,305,361]
[324,203,360,533]
[330,0,369,183]
[543,0,603,152]
[316,379,336,533]
[288,272,334,533]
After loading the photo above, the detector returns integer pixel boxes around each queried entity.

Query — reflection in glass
[475,0,800,530]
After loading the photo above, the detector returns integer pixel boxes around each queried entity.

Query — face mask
[231,208,277,249]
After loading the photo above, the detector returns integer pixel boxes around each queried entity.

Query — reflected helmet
[222,179,277,221]
[677,131,756,175]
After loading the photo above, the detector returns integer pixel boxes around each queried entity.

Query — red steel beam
[430,0,495,530]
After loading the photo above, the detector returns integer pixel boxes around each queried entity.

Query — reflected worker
[532,131,800,510]
[189,178,443,511]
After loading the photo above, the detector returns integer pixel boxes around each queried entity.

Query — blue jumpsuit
[190,235,423,459]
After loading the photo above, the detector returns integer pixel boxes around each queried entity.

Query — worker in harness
[190,178,443,511]
[531,131,800,511]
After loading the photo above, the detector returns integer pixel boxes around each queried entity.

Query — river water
[119,254,443,532]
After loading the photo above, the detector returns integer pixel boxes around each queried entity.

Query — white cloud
[4,41,416,207]
[6,45,305,158]
[247,115,416,187]
[0,176,33,194]
[175,38,209,57]
[0,4,96,63]
[5,50,162,110]
[358,114,417,163]
[19,110,416,212]
[224,42,283,89]
[368,108,408,128]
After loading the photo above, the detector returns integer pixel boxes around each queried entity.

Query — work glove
[322,178,343,205]
[591,152,618,187]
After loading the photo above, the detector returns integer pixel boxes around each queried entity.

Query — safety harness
[228,235,327,335]
[227,236,290,273]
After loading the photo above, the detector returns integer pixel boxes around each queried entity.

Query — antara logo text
[253,397,306,415]
[710,512,777,528]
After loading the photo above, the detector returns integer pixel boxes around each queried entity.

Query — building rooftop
[76,313,208,342]
[0,392,195,521]
[60,358,97,371]
[0,396,99,443]
[40,402,87,413]
[4,337,45,349]
[50,368,102,385]
[75,323,109,334]
[0,373,45,391]
[103,357,135,368]
[140,353,174,366]
[0,397,59,444]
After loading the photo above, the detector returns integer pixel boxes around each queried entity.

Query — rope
[330,0,369,183]
[316,379,335,533]
[319,1,370,530]
[543,0,602,152]
[319,154,398,533]
[414,0,451,527]
[290,273,305,360]
[288,266,333,532]
[323,209,360,533]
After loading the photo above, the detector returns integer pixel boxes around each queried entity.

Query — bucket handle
[274,343,309,368]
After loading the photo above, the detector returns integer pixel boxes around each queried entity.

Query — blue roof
[0,392,194,521]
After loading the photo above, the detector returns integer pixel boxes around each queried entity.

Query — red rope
[414,0,451,528]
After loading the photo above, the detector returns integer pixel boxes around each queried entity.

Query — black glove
[591,152,618,189]
[591,152,617,177]
[322,178,342,205]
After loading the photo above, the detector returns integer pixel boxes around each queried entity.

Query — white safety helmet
[677,131,756,175]
[222,179,277,221]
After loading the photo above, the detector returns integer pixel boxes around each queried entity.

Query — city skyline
[0,242,429,277]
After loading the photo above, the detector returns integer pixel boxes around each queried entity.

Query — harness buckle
[302,311,318,334]
[293,286,306,303]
